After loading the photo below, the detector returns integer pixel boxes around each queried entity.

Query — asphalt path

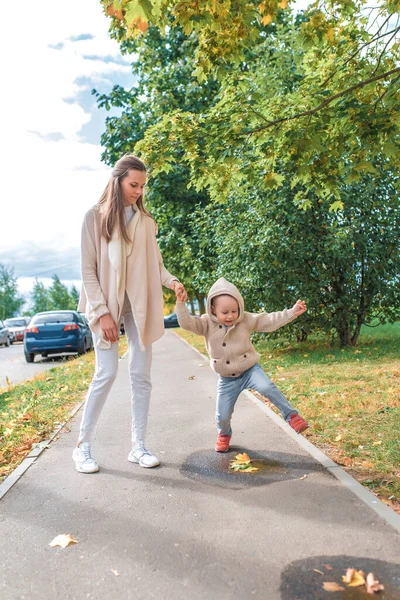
[0,342,78,388]
[0,331,399,599]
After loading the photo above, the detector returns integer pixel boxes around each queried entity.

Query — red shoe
[215,434,231,452]
[288,414,309,434]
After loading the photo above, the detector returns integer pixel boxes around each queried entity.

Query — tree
[48,275,74,311]
[70,285,80,309]
[31,279,50,314]
[101,1,400,207]
[0,264,24,319]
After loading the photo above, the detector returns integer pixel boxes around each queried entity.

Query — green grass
[175,323,400,511]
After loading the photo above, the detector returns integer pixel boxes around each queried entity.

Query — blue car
[24,310,93,363]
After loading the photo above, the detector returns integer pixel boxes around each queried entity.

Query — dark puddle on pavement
[180,447,314,489]
[280,556,400,599]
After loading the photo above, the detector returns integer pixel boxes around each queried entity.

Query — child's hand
[293,300,307,316]
[176,288,188,303]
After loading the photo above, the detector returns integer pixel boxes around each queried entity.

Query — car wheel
[5,337,10,347]
[25,352,34,363]
[78,340,86,356]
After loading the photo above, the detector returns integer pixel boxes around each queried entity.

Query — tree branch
[245,67,400,135]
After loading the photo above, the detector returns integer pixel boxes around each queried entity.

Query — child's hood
[206,277,245,324]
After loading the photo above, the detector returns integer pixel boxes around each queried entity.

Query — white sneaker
[72,442,99,473]
[128,445,159,468]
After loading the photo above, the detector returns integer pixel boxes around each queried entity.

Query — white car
[5,316,31,343]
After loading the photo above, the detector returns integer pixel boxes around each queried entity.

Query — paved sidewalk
[0,331,399,600]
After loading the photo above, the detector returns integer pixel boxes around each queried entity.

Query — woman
[74,155,185,473]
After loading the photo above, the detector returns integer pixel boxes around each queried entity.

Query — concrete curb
[0,349,129,501]
[173,331,400,534]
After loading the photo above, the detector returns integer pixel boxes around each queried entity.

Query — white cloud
[0,0,133,255]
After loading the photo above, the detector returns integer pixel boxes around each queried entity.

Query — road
[0,342,76,389]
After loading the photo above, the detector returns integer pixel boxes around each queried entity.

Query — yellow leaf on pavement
[49,534,78,549]
[234,452,251,464]
[342,568,365,586]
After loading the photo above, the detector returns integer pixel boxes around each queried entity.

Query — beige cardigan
[176,277,297,377]
[78,205,178,350]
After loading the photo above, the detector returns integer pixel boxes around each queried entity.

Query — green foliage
[31,279,50,314]
[134,8,400,206]
[31,277,79,314]
[0,264,24,319]
[188,167,400,346]
[48,275,76,311]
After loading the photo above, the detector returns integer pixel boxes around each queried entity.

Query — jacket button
[244,354,247,358]
[222,343,226,347]
[226,361,230,364]
[214,359,216,363]
[219,325,222,328]
[232,373,235,376]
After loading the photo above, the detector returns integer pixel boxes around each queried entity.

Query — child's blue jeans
[216,363,297,436]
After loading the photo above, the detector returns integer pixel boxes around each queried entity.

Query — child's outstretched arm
[175,290,209,336]
[245,300,307,333]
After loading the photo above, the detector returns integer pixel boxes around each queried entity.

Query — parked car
[0,320,11,347]
[24,310,93,363]
[78,313,94,351]
[5,316,31,343]
[164,312,179,328]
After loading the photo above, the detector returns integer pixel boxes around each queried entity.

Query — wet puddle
[180,447,300,489]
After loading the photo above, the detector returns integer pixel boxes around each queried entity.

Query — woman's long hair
[97,155,154,243]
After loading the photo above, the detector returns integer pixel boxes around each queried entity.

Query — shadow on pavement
[280,555,400,599]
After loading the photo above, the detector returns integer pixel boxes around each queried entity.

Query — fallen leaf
[324,564,333,571]
[335,434,342,442]
[372,441,382,446]
[20,413,33,421]
[342,568,365,587]
[233,452,252,465]
[111,569,120,577]
[5,376,11,387]
[323,582,345,591]
[365,572,384,594]
[49,534,78,548]
[188,375,195,380]
[229,453,259,473]
[299,474,308,480]
[313,569,324,575]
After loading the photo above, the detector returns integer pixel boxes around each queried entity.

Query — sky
[0,0,135,300]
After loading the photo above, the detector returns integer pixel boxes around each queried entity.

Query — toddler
[176,277,309,452]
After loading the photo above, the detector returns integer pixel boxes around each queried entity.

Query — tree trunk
[338,326,352,347]
[196,293,207,315]
[351,321,363,346]
[189,298,196,315]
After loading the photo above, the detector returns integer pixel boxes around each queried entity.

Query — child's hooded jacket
[176,277,297,377]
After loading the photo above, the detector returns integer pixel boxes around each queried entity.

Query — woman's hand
[293,300,307,316]
[99,314,119,343]
[171,281,187,302]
